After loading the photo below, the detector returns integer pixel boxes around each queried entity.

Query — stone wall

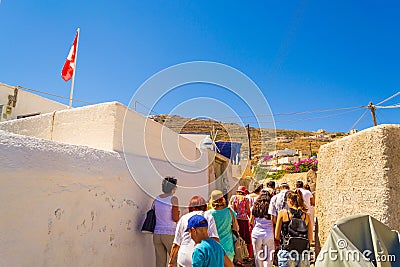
[316,124,400,246]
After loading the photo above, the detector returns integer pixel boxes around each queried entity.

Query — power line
[157,107,363,125]
[376,91,400,105]
[134,100,161,115]
[19,86,95,105]
[16,85,400,127]
[375,103,400,109]
[349,110,369,131]
[211,106,364,119]
[212,107,363,124]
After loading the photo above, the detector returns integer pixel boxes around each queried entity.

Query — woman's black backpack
[281,208,310,253]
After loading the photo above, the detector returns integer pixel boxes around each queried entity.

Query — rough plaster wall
[51,103,117,151]
[0,101,213,204]
[0,102,200,164]
[0,130,155,266]
[0,102,117,151]
[0,112,53,140]
[316,124,400,246]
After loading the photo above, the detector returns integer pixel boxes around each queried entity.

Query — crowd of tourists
[148,177,315,267]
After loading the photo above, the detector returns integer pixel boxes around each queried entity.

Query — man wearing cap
[187,215,234,267]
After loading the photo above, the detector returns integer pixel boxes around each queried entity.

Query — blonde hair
[210,196,226,208]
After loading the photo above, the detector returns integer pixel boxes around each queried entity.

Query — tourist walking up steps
[268,182,290,265]
[186,214,234,267]
[168,196,219,267]
[268,183,290,225]
[229,186,252,260]
[154,177,180,267]
[250,190,274,267]
[275,190,313,267]
[296,180,314,239]
[247,184,263,209]
[265,180,276,196]
[208,190,236,262]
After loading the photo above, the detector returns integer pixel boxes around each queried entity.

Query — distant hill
[150,114,347,165]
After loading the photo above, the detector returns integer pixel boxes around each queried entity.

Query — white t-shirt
[173,210,219,267]
[268,190,289,217]
[298,188,312,214]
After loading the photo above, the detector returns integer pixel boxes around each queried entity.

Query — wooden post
[246,124,252,160]
[368,102,378,126]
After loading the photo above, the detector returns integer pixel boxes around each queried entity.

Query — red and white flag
[61,30,79,81]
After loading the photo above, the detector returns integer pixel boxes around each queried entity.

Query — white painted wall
[0,130,155,266]
[0,82,67,120]
[0,96,233,266]
[0,102,212,205]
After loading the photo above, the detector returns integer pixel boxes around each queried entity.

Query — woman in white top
[153,177,180,267]
[168,196,219,267]
[250,190,274,267]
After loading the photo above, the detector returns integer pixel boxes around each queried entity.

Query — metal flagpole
[69,28,80,108]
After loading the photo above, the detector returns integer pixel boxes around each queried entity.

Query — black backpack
[281,208,310,253]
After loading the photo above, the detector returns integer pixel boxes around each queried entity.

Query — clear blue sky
[1,1,399,132]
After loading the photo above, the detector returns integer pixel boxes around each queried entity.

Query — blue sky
[1,1,399,132]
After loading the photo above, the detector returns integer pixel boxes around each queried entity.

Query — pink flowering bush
[263,155,273,161]
[286,158,318,173]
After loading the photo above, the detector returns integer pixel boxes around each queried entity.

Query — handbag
[141,201,156,233]
[229,208,239,233]
[234,236,249,262]
[229,208,249,261]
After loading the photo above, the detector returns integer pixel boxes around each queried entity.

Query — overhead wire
[346,91,400,130]
[15,85,400,127]
[212,106,364,119]
[226,107,363,124]
[376,91,400,105]
[19,86,95,105]
[349,110,369,131]
[134,100,161,115]
[375,103,400,109]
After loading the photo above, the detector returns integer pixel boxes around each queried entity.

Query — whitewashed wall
[0,82,67,119]
[0,102,211,205]
[0,98,232,266]
[0,130,156,266]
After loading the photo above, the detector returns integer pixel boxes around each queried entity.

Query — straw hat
[210,190,224,202]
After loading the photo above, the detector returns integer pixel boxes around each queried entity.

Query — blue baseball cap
[185,215,208,232]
